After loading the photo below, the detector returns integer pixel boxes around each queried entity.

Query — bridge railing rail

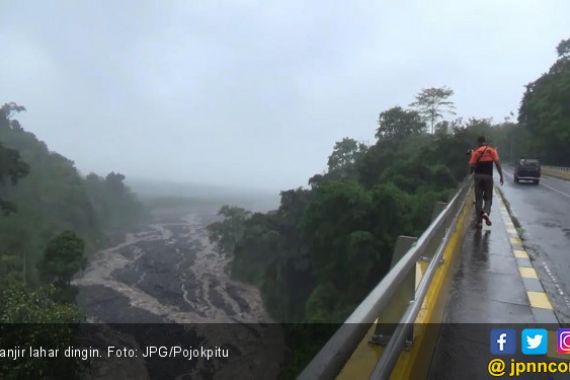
[542,165,570,180]
[298,179,471,380]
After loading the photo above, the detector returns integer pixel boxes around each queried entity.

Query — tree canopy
[39,230,86,286]
[0,102,145,327]
[207,206,251,255]
[0,103,29,214]
[556,37,570,58]
[410,87,456,134]
[376,106,426,140]
[326,137,368,180]
[519,36,570,165]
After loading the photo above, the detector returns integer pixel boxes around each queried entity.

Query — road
[500,167,570,322]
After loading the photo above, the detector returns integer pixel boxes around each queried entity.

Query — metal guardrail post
[371,198,448,348]
[370,236,417,346]
[428,201,450,264]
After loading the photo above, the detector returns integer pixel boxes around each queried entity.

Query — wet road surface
[439,201,535,323]
[429,191,562,379]
[501,168,570,322]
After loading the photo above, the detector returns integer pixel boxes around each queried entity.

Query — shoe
[482,212,492,226]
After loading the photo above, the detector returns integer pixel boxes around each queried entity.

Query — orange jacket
[469,145,499,167]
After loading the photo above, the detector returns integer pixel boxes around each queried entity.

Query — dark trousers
[474,174,493,222]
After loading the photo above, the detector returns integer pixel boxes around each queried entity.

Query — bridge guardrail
[542,165,570,180]
[298,179,471,380]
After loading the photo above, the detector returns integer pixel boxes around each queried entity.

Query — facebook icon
[490,329,516,355]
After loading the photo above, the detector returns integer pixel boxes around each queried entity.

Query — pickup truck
[514,158,541,184]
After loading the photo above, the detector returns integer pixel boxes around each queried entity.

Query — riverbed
[71,209,281,379]
[73,211,269,323]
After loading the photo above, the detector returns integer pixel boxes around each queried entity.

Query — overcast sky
[1,1,568,191]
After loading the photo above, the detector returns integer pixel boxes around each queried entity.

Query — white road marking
[542,182,570,199]
[543,262,570,310]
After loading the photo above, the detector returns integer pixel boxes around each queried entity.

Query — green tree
[0,144,29,214]
[304,282,337,322]
[207,206,251,255]
[557,37,570,58]
[0,281,81,322]
[410,87,456,134]
[0,103,30,214]
[519,37,570,164]
[0,280,82,378]
[105,172,126,193]
[376,107,426,140]
[278,188,312,224]
[38,231,86,286]
[84,171,143,230]
[0,102,26,124]
[326,137,368,178]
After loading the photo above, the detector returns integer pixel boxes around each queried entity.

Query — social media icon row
[490,328,570,355]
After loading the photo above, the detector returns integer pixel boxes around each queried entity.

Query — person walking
[469,136,504,228]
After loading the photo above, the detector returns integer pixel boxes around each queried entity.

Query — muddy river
[71,209,281,379]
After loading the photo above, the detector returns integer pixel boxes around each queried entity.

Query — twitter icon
[522,328,548,355]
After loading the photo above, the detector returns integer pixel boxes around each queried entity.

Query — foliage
[0,280,81,323]
[410,87,456,133]
[84,171,144,231]
[0,104,30,214]
[0,102,27,121]
[0,279,82,379]
[326,137,368,179]
[557,37,570,58]
[0,102,144,285]
[376,106,426,140]
[278,324,339,380]
[207,206,251,255]
[38,230,86,286]
[518,37,570,165]
[0,102,144,330]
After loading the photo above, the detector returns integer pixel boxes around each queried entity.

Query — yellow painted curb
[519,267,538,279]
[496,185,557,320]
[527,291,554,310]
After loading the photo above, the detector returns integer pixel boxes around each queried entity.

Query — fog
[1,0,568,191]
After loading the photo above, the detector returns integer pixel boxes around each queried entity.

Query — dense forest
[518,38,570,165]
[208,117,500,323]
[209,37,570,323]
[0,103,144,323]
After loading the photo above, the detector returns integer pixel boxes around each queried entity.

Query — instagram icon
[558,329,570,354]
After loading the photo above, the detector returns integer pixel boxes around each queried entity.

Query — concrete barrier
[542,166,570,181]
